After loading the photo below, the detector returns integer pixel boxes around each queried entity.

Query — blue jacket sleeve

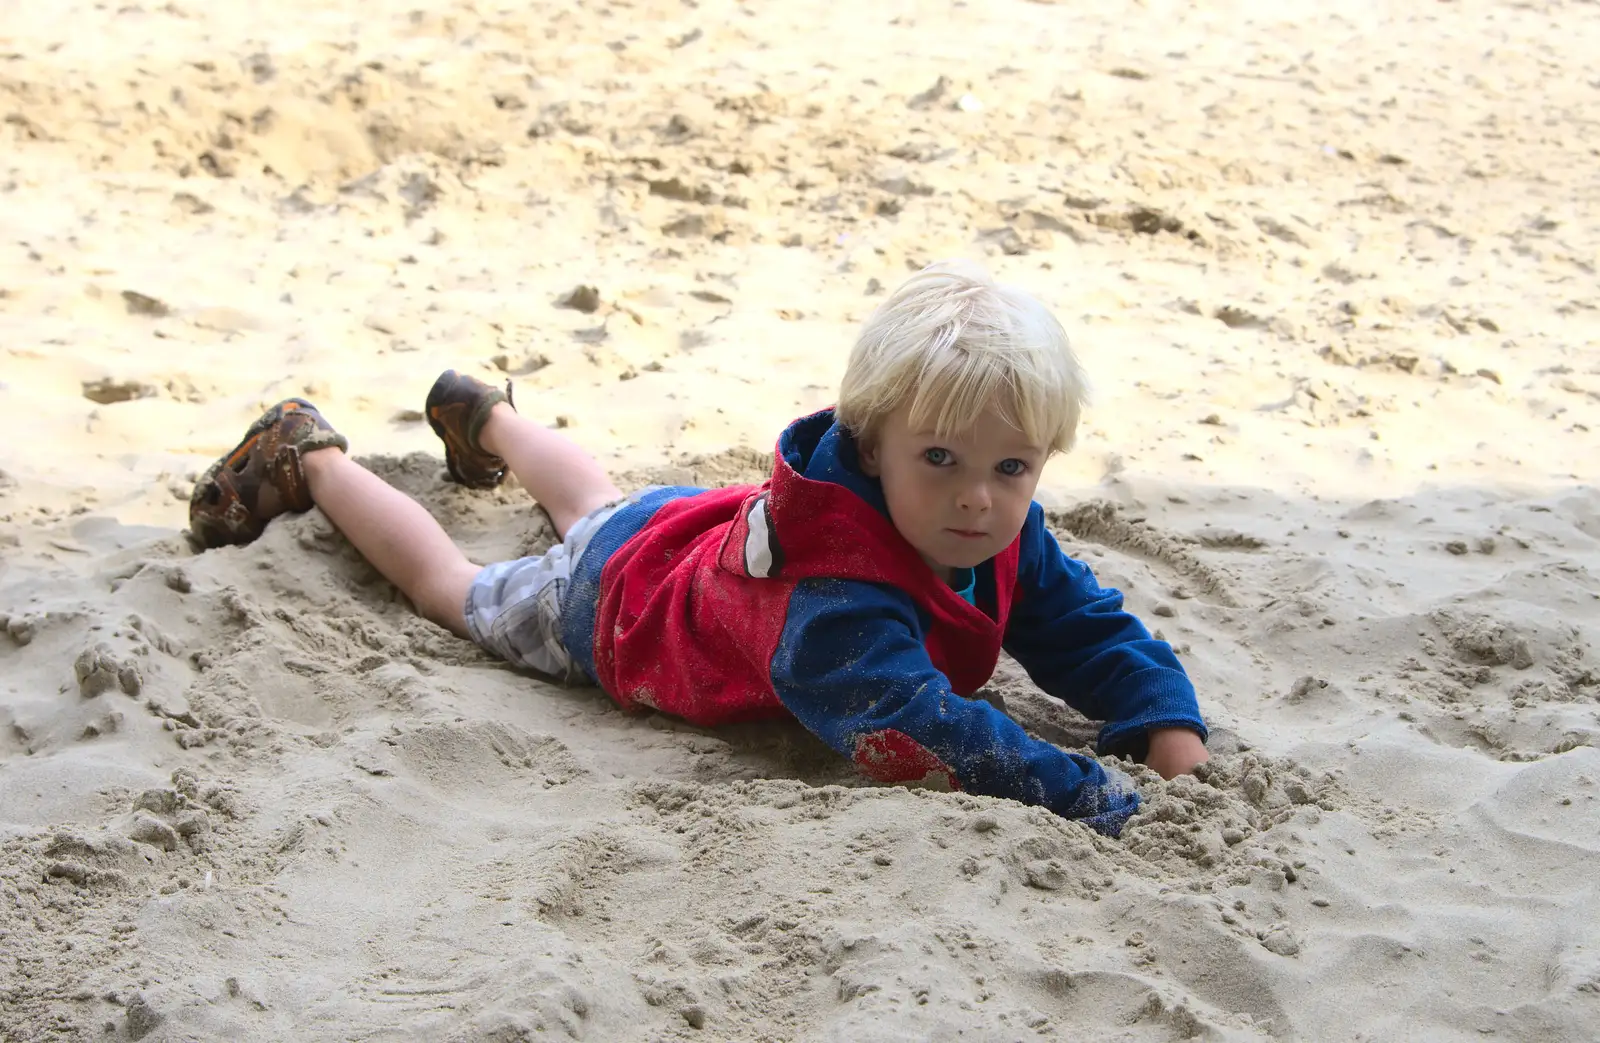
[1002,503,1207,756]
[771,577,1141,836]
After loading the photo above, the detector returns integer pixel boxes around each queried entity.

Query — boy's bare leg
[477,403,623,539]
[300,449,478,639]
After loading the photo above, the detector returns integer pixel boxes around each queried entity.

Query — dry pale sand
[2,0,1599,1039]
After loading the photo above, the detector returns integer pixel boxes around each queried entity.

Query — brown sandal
[187,399,347,549]
[425,369,515,488]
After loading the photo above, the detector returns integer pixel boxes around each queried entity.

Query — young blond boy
[189,261,1208,835]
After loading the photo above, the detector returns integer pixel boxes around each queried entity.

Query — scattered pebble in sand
[556,285,602,313]
[81,378,157,405]
[120,290,170,317]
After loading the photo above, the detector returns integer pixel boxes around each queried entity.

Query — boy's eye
[997,459,1028,477]
[923,448,953,466]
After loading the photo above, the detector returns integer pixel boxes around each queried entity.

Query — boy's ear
[856,437,881,477]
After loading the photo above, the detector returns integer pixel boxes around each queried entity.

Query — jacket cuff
[1093,669,1208,756]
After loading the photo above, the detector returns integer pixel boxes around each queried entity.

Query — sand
[2,0,1598,1039]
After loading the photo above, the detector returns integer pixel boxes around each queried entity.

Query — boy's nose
[958,481,992,512]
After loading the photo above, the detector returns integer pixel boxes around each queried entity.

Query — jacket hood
[775,408,891,520]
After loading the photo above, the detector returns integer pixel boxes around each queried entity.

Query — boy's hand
[1143,727,1209,780]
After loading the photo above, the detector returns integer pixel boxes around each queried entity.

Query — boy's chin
[925,546,995,571]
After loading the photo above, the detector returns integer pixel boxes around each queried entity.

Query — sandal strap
[464,382,513,456]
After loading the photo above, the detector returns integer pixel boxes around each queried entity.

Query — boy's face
[858,400,1048,577]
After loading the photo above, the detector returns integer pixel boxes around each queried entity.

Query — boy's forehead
[900,412,1045,454]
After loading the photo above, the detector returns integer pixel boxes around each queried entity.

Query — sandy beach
[2,0,1598,1039]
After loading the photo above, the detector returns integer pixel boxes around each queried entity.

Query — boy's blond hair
[836,260,1089,453]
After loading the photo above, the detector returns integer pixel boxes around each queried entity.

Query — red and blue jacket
[560,409,1207,835]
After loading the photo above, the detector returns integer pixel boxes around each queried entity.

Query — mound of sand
[2,0,1597,1039]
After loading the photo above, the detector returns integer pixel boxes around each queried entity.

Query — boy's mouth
[947,528,987,539]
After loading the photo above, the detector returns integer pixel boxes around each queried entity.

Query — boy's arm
[770,577,1142,836]
[1001,504,1208,767]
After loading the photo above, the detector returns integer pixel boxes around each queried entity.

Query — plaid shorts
[462,489,658,680]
